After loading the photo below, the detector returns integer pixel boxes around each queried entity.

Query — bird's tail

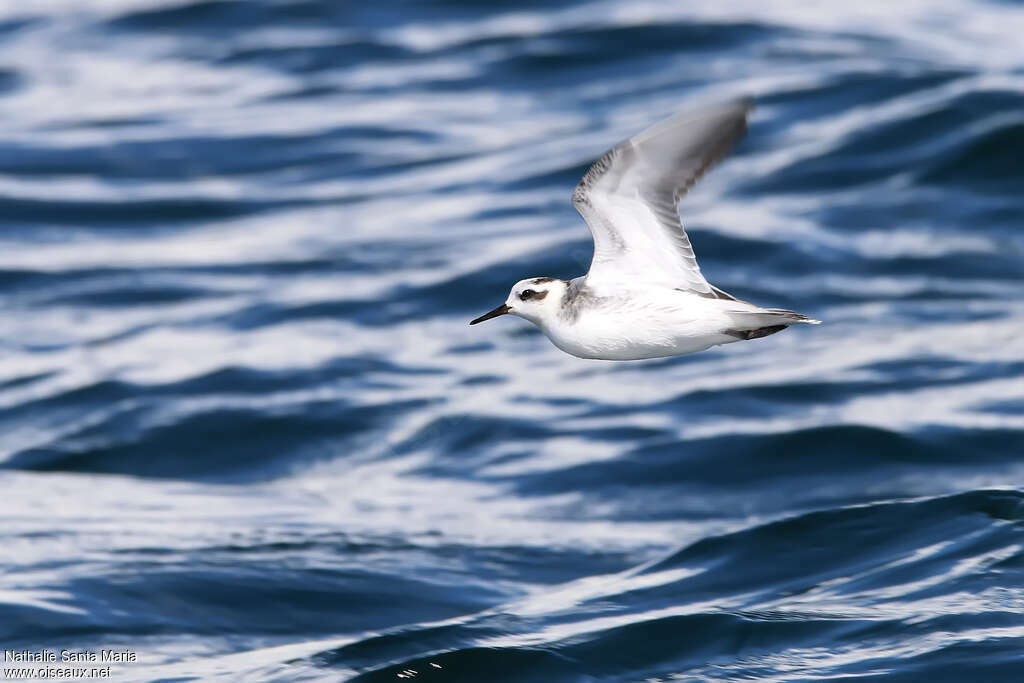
[754,308,822,325]
[723,307,821,340]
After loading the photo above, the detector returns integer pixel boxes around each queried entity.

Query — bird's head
[469,277,566,327]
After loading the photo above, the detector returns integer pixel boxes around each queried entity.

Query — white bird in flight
[470,97,819,360]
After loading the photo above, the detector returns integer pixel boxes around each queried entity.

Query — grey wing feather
[573,97,752,295]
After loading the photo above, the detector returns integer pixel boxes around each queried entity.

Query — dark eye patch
[519,288,547,301]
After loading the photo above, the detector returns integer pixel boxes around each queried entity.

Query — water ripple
[0,0,1021,680]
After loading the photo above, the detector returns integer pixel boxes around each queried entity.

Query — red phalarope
[471,97,819,360]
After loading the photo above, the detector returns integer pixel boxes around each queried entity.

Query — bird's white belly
[541,304,737,360]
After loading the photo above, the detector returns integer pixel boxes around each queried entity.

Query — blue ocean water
[1,0,1023,680]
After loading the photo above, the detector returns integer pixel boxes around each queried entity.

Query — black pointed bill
[470,303,510,325]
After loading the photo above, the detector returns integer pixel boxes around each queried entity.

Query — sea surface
[1,1,1023,681]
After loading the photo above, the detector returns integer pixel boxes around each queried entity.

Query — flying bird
[470,97,819,360]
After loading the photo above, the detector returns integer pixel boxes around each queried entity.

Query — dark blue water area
[0,0,1022,681]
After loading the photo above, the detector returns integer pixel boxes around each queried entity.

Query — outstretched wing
[572,97,752,296]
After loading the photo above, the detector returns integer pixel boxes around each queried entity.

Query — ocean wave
[299,490,1024,682]
[0,0,1021,679]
